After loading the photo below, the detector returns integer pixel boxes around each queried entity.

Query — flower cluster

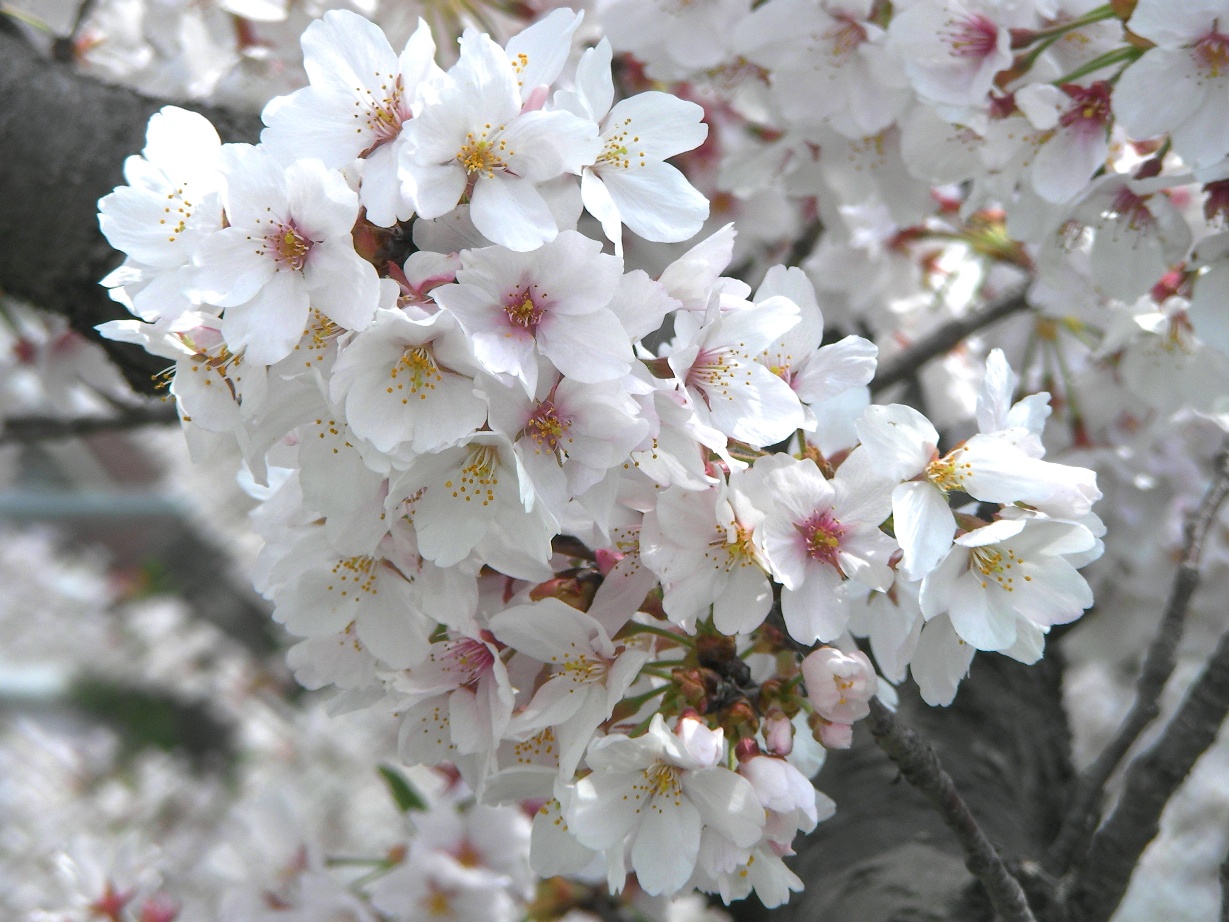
[95,6,1111,910]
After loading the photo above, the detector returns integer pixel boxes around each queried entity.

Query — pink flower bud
[763,713,794,756]
[801,647,877,724]
[735,738,761,763]
[817,720,853,750]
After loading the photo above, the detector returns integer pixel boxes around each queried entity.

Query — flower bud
[734,737,761,763]
[763,712,794,756]
[801,647,877,724]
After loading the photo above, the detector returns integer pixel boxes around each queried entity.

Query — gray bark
[0,26,261,393]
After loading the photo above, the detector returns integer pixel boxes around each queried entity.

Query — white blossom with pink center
[888,0,1020,111]
[397,21,599,251]
[485,371,649,517]
[260,12,443,227]
[190,148,380,365]
[1115,0,1229,169]
[668,295,805,448]
[391,631,515,771]
[1017,80,1113,203]
[433,231,632,396]
[759,455,897,644]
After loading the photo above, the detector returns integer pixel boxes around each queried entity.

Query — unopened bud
[734,737,761,763]
[722,700,759,740]
[763,712,794,756]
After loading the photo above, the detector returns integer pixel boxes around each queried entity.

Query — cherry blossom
[190,148,380,365]
[564,715,766,896]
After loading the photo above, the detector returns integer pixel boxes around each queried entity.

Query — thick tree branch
[871,288,1031,395]
[0,29,262,394]
[0,403,178,444]
[1046,438,1229,875]
[867,699,1038,922]
[1065,624,1229,922]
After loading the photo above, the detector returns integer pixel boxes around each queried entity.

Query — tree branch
[867,698,1038,922]
[0,29,261,394]
[0,403,178,445]
[871,288,1031,395]
[1065,624,1229,922]
[1046,438,1229,875]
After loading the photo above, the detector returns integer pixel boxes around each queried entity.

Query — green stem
[620,684,671,709]
[1023,5,1115,45]
[619,622,695,647]
[1052,45,1142,85]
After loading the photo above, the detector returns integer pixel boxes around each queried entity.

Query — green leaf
[378,763,427,812]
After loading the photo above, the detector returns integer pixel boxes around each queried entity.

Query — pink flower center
[796,510,846,568]
[945,14,1000,60]
[265,221,314,271]
[826,14,868,56]
[439,637,495,686]
[1108,186,1155,232]
[686,347,741,410]
[503,285,547,333]
[359,74,408,154]
[525,399,572,454]
[1195,24,1229,78]
[1058,81,1112,133]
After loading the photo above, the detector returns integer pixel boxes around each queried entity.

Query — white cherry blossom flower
[639,479,773,635]
[98,107,225,323]
[485,370,649,515]
[398,28,600,251]
[433,231,631,395]
[260,12,443,226]
[759,455,897,644]
[191,147,380,365]
[329,307,487,457]
[559,39,710,252]
[565,715,766,896]
[668,295,805,448]
[1016,81,1113,204]
[856,401,1100,580]
[490,598,652,777]
[888,0,1019,111]
[267,528,434,669]
[388,432,555,570]
[920,517,1096,651]
[1115,0,1229,170]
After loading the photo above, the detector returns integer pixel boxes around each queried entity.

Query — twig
[0,403,178,444]
[1064,624,1229,922]
[1045,438,1229,875]
[867,699,1038,922]
[870,287,1031,395]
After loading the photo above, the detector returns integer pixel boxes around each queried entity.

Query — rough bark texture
[731,652,1072,922]
[0,27,262,393]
